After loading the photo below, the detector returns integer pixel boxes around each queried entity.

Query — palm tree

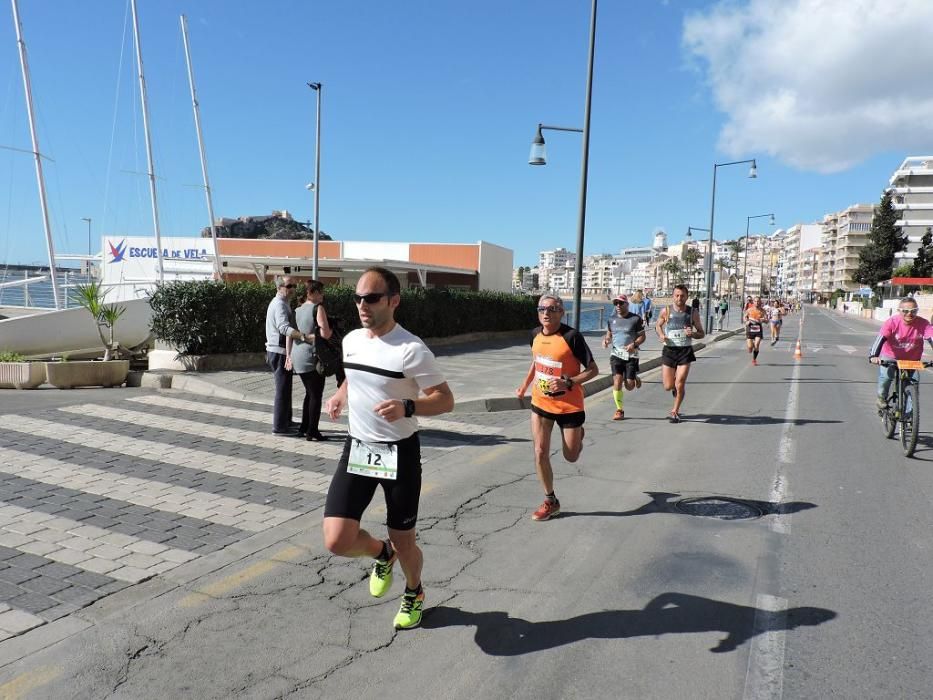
[683,249,701,291]
[716,259,730,297]
[662,258,684,292]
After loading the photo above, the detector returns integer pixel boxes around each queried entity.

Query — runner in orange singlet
[516,295,598,521]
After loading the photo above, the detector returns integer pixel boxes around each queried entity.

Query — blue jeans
[878,365,916,410]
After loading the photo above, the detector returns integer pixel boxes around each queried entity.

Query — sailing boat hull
[0,298,152,359]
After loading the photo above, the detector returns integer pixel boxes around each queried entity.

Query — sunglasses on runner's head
[899,308,918,315]
[353,292,388,305]
[537,305,562,313]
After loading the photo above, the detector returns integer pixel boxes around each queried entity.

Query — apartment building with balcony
[889,155,933,266]
[832,204,873,293]
[538,247,576,270]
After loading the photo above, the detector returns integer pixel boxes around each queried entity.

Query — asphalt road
[1,306,930,699]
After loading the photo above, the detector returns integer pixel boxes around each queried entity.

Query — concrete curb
[452,327,744,413]
[144,327,747,412]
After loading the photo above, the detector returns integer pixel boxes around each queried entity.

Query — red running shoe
[532,499,561,521]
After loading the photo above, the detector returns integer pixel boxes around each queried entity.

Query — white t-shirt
[342,324,446,443]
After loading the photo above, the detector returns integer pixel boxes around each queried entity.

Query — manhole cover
[674,497,764,520]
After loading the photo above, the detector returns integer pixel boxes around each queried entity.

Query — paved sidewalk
[160,326,745,413]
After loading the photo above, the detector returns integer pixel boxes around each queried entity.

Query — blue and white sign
[856,287,873,297]
[101,236,215,290]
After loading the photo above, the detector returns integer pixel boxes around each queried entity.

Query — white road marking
[128,395,502,437]
[0,446,300,532]
[743,594,789,700]
[58,404,346,460]
[838,345,857,354]
[0,501,196,583]
[0,415,332,494]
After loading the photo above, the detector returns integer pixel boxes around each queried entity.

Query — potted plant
[44,282,130,389]
[0,351,46,390]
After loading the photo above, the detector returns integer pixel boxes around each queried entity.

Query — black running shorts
[530,404,586,429]
[746,330,763,339]
[610,355,640,380]
[324,433,422,531]
[661,345,696,367]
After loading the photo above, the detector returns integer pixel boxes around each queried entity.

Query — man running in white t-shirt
[323,267,454,630]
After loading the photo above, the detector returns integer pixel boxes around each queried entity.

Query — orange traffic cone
[794,339,803,359]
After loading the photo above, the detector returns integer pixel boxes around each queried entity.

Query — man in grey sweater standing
[265,276,307,434]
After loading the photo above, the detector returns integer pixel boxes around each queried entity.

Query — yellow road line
[180,545,305,607]
[0,666,61,700]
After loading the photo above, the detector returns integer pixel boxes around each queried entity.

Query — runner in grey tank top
[655,285,705,423]
[602,295,646,420]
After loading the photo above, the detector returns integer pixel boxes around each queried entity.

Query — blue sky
[2,0,932,268]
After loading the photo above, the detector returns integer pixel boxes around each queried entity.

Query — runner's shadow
[689,414,840,426]
[422,592,836,655]
[561,491,817,519]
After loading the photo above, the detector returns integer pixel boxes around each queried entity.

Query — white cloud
[683,0,933,173]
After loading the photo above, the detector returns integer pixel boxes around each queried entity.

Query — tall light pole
[704,158,757,330]
[307,81,322,280]
[81,217,91,276]
[740,212,775,301]
[527,0,597,331]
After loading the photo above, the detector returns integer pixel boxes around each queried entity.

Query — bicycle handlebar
[876,359,933,368]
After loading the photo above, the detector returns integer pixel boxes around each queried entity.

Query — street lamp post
[307,81,322,280]
[528,0,597,331]
[740,212,775,302]
[81,217,91,276]
[703,159,757,330]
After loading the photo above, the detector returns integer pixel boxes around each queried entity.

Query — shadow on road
[423,592,836,655]
[560,491,817,520]
[686,414,841,426]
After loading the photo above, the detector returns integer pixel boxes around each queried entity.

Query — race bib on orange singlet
[534,354,563,396]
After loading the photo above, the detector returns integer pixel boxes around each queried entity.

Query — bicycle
[878,359,933,457]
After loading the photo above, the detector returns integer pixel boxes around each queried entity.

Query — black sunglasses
[614,301,628,306]
[281,283,296,289]
[900,308,918,315]
[537,305,562,313]
[353,292,389,305]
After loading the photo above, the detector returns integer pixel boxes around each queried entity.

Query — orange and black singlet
[529,323,594,415]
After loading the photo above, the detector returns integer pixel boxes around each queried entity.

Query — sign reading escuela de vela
[101,236,215,287]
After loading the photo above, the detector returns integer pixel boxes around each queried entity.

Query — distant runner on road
[322,267,455,630]
[768,301,784,345]
[516,295,598,521]
[745,297,766,365]
[602,294,646,420]
[656,284,705,423]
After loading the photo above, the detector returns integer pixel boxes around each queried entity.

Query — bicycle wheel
[901,383,919,457]
[882,393,896,439]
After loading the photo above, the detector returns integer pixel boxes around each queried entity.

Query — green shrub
[150,281,539,355]
[0,351,26,362]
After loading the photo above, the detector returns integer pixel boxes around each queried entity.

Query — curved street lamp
[527,0,597,331]
[703,159,758,329]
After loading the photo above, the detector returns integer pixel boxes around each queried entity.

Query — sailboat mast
[180,14,222,281]
[130,0,164,283]
[10,0,61,308]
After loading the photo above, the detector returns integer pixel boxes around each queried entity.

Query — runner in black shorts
[744,296,766,366]
[603,294,646,420]
[322,267,455,630]
[656,284,705,422]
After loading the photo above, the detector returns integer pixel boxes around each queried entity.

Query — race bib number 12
[347,439,398,480]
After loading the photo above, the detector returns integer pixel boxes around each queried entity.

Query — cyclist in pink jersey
[869,297,933,408]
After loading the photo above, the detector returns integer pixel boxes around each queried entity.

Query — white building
[889,155,933,266]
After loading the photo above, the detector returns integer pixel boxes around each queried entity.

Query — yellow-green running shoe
[393,590,425,630]
[369,551,396,598]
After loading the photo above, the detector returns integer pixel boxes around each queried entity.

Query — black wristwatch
[562,374,574,389]
[403,399,416,417]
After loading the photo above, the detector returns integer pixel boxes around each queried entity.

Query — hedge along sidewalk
[141,327,745,413]
[148,281,540,356]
